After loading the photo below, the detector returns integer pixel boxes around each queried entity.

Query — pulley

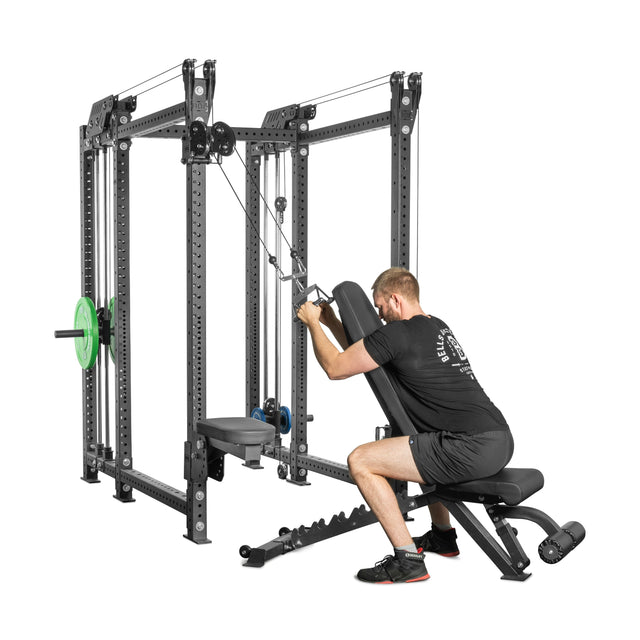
[211,121,236,157]
[250,403,292,435]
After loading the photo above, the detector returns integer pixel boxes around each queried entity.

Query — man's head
[371,268,420,323]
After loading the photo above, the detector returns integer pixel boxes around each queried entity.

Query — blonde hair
[372,267,420,302]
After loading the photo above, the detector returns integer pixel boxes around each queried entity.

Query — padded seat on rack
[438,468,544,506]
[198,417,274,446]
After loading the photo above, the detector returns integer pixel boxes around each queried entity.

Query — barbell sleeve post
[54,329,86,338]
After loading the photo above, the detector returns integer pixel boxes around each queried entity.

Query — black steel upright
[388,73,422,502]
[80,129,99,483]
[112,136,134,502]
[183,59,215,544]
[390,72,421,269]
[290,139,310,485]
[245,147,262,416]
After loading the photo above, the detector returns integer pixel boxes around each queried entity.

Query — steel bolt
[402,96,411,106]
[195,86,204,96]
[195,521,205,532]
[122,458,131,467]
[401,125,411,135]
[298,444,307,453]
[299,122,309,132]
[196,439,204,450]
[123,485,131,493]
[299,148,308,157]
[119,115,128,124]
[195,490,205,501]
[298,468,307,477]
[119,142,128,151]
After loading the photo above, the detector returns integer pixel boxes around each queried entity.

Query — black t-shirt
[363,315,508,435]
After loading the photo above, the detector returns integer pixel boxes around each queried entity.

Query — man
[296,267,513,584]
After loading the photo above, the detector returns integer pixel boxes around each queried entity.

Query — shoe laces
[374,555,396,572]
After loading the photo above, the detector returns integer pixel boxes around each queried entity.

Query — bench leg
[441,500,531,581]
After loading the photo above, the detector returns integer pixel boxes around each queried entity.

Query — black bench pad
[198,417,274,446]
[437,468,544,506]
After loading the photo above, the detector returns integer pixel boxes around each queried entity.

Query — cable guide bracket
[390,70,422,136]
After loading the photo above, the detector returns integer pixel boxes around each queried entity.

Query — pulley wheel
[279,405,292,435]
[74,297,99,369]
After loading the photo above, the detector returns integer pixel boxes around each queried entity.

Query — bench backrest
[332,281,418,438]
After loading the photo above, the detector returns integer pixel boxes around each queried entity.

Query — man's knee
[347,445,367,479]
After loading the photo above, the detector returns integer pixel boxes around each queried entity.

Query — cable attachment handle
[292,284,335,322]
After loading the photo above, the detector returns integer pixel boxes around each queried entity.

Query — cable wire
[117,62,184,96]
[299,73,392,106]
[215,160,280,270]
[134,63,204,98]
[310,81,389,107]
[234,149,295,253]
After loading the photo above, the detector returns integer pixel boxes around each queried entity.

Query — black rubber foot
[113,495,136,503]
[183,534,212,545]
[81,476,100,484]
[500,572,531,581]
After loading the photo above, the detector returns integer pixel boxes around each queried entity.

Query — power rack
[56,59,424,546]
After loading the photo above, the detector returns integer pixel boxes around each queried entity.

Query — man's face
[373,292,401,323]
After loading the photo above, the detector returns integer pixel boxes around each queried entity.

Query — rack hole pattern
[115,146,131,461]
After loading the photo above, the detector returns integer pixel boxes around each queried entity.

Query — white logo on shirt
[436,328,475,379]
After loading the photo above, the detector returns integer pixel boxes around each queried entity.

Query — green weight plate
[108,297,115,363]
[74,297,99,369]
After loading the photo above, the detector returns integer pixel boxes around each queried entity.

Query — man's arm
[319,303,349,350]
[298,302,379,380]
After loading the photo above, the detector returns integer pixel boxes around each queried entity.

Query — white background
[2,1,638,637]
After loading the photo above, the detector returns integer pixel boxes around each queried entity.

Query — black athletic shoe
[413,525,460,557]
[356,550,430,584]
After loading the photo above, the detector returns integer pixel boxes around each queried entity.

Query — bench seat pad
[198,417,274,446]
[438,467,544,505]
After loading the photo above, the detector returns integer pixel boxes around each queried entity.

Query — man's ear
[390,293,401,309]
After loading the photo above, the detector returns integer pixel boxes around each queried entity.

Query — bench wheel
[239,545,252,559]
[279,527,291,537]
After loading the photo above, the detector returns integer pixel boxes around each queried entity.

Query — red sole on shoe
[375,573,431,584]
[417,547,460,558]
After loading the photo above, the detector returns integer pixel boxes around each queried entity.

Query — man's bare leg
[347,436,426,548]
[428,502,452,528]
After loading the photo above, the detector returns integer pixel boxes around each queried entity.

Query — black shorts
[408,429,514,486]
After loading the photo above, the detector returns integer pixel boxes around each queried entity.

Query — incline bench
[197,281,585,580]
